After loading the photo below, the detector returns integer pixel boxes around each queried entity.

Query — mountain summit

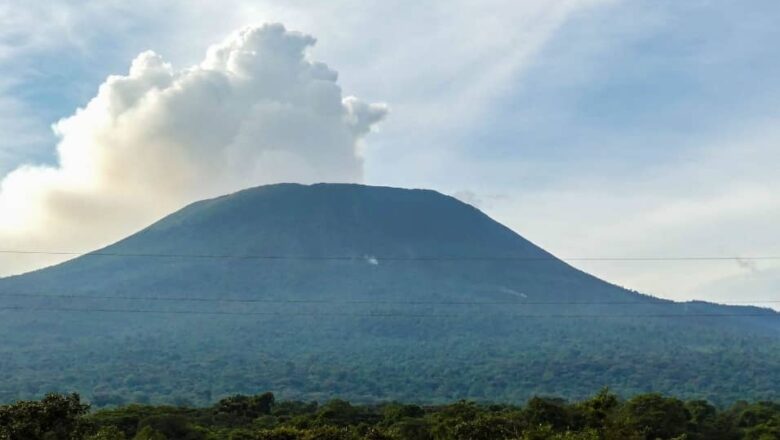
[1,183,778,405]
[4,183,651,305]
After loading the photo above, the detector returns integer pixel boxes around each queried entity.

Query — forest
[3,184,779,408]
[2,390,779,440]
[3,313,779,408]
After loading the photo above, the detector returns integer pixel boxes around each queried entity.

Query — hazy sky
[1,0,778,307]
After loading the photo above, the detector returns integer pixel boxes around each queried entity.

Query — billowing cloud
[0,23,387,276]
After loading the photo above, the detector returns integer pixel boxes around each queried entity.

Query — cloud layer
[0,23,386,276]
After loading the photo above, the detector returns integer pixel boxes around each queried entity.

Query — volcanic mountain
[1,183,778,406]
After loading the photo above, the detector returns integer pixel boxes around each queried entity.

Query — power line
[0,305,776,319]
[1,249,779,262]
[0,291,778,306]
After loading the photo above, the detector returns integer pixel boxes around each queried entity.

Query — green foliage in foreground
[2,390,780,440]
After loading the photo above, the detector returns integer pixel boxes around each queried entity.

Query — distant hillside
[0,183,778,406]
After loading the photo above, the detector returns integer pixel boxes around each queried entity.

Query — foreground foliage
[2,390,780,440]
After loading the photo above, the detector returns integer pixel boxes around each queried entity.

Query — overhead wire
[0,290,778,306]
[2,250,778,318]
[1,249,779,262]
[0,305,776,319]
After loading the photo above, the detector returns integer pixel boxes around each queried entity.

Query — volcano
[1,183,778,405]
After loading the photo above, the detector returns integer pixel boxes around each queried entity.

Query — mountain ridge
[0,183,778,405]
[0,183,653,303]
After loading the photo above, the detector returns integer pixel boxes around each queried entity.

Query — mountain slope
[0,183,778,405]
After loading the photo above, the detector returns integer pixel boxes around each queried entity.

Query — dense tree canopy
[2,390,780,440]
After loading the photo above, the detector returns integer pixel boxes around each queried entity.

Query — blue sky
[1,0,779,306]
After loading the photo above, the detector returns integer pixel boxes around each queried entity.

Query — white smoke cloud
[0,23,387,276]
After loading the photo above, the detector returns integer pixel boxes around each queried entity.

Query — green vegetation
[2,314,780,407]
[2,390,780,439]
[2,184,779,406]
